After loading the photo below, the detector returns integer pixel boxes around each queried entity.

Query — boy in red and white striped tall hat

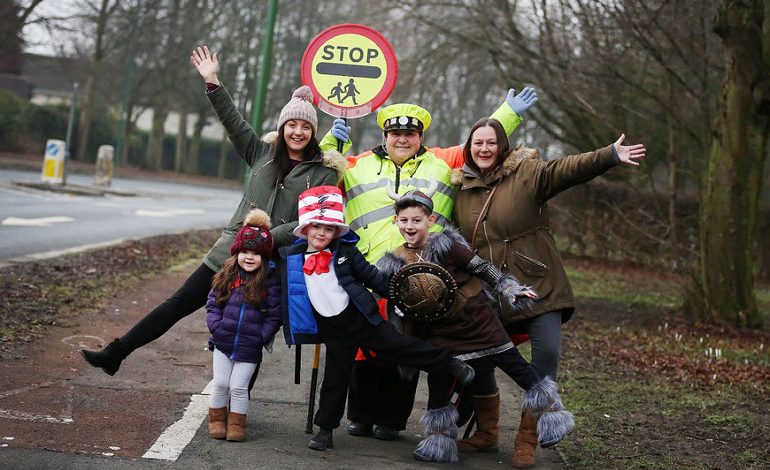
[277,186,476,454]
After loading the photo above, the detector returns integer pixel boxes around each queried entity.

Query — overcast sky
[23,0,80,56]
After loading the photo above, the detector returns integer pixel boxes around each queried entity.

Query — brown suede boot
[208,407,227,439]
[457,393,500,453]
[511,409,538,469]
[226,412,247,442]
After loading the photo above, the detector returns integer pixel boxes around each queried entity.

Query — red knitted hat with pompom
[230,209,273,256]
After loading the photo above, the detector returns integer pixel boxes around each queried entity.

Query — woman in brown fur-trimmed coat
[451,117,645,468]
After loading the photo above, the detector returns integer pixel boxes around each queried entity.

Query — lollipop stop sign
[302,24,398,118]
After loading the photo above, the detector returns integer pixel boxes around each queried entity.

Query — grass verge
[558,259,770,469]
[0,229,219,358]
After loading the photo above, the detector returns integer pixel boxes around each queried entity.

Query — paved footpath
[0,260,567,469]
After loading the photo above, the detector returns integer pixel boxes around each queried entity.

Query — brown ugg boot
[511,409,538,469]
[226,412,247,442]
[457,393,500,453]
[208,407,227,439]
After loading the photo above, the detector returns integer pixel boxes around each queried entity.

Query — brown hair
[394,197,433,217]
[211,255,268,305]
[462,118,510,175]
[272,124,323,186]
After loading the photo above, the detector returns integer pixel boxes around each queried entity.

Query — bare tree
[688,0,770,327]
[75,0,119,161]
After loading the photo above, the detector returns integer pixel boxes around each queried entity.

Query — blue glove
[331,118,351,142]
[505,87,538,115]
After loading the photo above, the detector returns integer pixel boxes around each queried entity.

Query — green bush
[0,90,24,144]
[21,103,68,142]
[82,103,117,163]
[125,130,148,168]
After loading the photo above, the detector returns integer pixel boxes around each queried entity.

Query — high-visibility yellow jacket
[322,100,524,264]
[343,145,454,263]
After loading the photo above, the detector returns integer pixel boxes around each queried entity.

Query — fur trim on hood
[502,145,539,175]
[260,131,347,184]
[450,145,540,185]
[261,131,279,145]
[320,150,348,185]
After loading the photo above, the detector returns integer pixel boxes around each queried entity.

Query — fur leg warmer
[521,377,574,448]
[413,405,460,463]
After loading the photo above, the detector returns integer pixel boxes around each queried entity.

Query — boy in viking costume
[378,189,574,463]
[334,90,537,441]
[276,186,475,453]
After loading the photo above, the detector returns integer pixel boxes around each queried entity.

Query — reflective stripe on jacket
[343,148,455,263]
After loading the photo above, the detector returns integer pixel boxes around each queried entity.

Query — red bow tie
[303,250,332,275]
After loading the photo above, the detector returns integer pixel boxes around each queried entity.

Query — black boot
[448,358,475,385]
[347,422,373,437]
[308,428,334,450]
[80,339,127,376]
[373,425,399,441]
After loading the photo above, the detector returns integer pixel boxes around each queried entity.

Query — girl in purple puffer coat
[205,209,282,442]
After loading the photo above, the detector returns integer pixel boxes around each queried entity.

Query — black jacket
[278,231,390,345]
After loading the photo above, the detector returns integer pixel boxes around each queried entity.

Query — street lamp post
[63,81,79,186]
[244,0,278,187]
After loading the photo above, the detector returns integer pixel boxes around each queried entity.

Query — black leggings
[119,263,215,355]
[347,359,418,430]
[313,306,451,430]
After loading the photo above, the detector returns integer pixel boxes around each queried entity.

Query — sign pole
[244,0,279,188]
[63,81,79,187]
[298,23,398,435]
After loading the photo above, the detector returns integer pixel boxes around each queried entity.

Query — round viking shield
[389,262,457,322]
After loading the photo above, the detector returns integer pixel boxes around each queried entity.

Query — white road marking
[0,382,74,424]
[142,383,212,461]
[0,409,73,424]
[0,239,126,268]
[0,382,55,399]
[61,335,106,350]
[135,208,204,217]
[1,216,74,226]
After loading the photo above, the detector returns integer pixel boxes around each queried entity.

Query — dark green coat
[202,85,346,271]
[451,145,620,326]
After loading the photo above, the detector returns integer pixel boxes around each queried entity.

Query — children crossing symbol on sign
[328,79,360,105]
[341,79,359,105]
[328,82,344,102]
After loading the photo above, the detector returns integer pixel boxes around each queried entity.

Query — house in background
[0,53,224,140]
[22,53,84,105]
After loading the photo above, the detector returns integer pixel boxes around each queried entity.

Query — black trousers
[313,305,450,431]
[346,359,418,430]
[464,347,541,396]
[120,263,215,354]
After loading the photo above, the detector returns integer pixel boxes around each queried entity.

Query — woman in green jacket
[451,117,645,468]
[81,45,346,376]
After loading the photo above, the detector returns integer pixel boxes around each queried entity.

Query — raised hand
[330,118,351,142]
[506,87,538,115]
[190,45,220,85]
[613,134,646,166]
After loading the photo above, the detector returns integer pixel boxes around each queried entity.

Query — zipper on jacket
[230,302,247,360]
[482,221,495,266]
[394,165,401,192]
[515,251,548,269]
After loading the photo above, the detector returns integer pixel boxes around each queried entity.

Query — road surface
[0,169,241,264]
